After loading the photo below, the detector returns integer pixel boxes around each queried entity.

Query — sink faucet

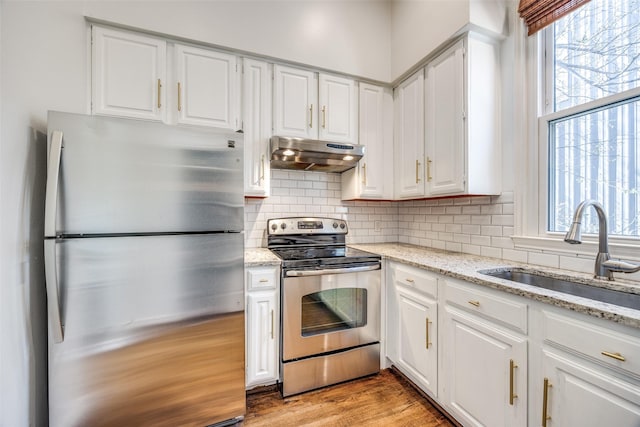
[564,200,640,280]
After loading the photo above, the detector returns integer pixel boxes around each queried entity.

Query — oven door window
[301,288,367,336]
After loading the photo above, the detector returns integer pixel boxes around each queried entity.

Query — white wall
[390,0,507,82]
[0,2,392,426]
[85,0,392,82]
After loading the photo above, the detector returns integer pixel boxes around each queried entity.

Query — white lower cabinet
[534,307,640,427]
[540,349,640,427]
[383,261,640,427]
[245,266,279,388]
[442,306,527,427]
[386,261,438,397]
[441,278,528,427]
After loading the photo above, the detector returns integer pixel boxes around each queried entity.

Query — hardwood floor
[242,369,455,427]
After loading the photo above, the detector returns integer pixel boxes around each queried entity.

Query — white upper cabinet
[174,44,238,129]
[273,65,357,144]
[424,34,501,197]
[273,65,318,139]
[242,58,272,197]
[92,26,239,129]
[318,74,357,143]
[425,40,465,195]
[394,69,425,199]
[342,83,393,200]
[92,26,167,121]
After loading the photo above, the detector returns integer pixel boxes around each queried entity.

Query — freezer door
[46,111,243,235]
[48,232,245,426]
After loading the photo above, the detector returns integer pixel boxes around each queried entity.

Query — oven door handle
[285,264,380,277]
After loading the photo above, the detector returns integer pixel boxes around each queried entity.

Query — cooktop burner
[266,217,380,268]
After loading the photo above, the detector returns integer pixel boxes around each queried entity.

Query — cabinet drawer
[444,278,528,334]
[246,267,278,291]
[543,310,640,378]
[392,263,438,299]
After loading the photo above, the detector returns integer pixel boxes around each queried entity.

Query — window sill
[511,235,640,262]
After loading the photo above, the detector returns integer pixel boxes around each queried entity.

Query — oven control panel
[267,217,348,235]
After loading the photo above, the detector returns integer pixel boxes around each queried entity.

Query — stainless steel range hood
[270,136,365,172]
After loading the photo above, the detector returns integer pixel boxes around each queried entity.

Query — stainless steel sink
[479,268,640,311]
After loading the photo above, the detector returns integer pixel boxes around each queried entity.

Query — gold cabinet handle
[405,278,414,283]
[415,160,421,183]
[542,377,552,427]
[468,300,480,307]
[177,82,182,112]
[322,105,326,128]
[309,104,313,128]
[426,157,433,182]
[157,79,162,109]
[260,155,265,182]
[270,309,275,339]
[259,278,269,283]
[509,359,518,405]
[601,351,626,361]
[362,163,367,185]
[425,317,432,349]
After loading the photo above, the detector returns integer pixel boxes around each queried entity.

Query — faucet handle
[602,259,640,274]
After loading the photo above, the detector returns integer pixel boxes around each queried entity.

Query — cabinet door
[394,69,425,199]
[246,291,278,387]
[342,83,393,200]
[425,40,465,195]
[318,74,357,143]
[175,45,238,129]
[397,286,438,396]
[243,59,272,197]
[92,26,166,121]
[540,349,640,427]
[443,306,527,427]
[273,65,317,139]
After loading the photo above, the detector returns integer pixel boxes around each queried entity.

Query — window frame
[512,12,640,261]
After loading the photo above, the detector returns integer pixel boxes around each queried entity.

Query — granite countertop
[349,243,640,329]
[244,248,281,267]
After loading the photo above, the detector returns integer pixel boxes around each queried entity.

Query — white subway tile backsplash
[244,173,638,284]
[471,235,492,246]
[502,249,529,263]
[528,252,560,269]
[481,246,502,259]
[480,225,503,236]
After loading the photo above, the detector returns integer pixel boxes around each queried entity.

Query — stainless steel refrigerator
[44,111,245,427]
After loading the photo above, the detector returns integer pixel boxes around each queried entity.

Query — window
[543,0,640,238]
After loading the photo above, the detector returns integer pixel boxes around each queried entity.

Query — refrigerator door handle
[44,239,64,343]
[44,130,63,237]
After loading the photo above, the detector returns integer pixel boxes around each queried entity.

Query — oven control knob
[340,223,346,229]
[271,223,277,231]
[333,222,338,229]
[281,223,287,230]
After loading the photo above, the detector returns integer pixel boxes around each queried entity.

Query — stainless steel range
[267,217,381,397]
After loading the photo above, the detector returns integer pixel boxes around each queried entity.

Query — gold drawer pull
[405,278,415,283]
[322,105,327,128]
[259,278,269,283]
[468,300,480,307]
[509,359,518,405]
[601,351,626,361]
[270,309,274,339]
[362,163,367,185]
[542,377,552,427]
[177,82,182,111]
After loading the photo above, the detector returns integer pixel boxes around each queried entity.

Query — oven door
[282,264,380,361]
